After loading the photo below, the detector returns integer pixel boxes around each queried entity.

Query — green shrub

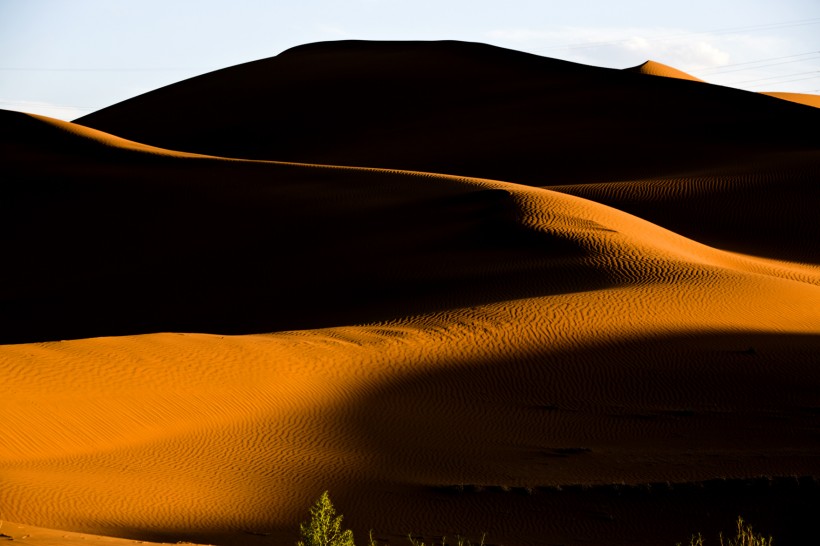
[297,491,355,546]
[295,492,771,546]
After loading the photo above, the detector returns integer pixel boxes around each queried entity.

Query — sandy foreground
[2,41,820,546]
[0,521,212,546]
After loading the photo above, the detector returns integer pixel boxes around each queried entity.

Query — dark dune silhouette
[75,41,820,185]
[71,41,820,263]
[3,41,820,546]
[1,109,597,344]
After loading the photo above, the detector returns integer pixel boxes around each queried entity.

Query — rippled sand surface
[2,41,820,546]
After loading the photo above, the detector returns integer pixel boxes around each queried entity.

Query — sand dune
[624,60,704,82]
[0,521,210,546]
[3,41,820,546]
[2,109,603,343]
[622,59,819,110]
[74,41,820,185]
[761,91,820,109]
[546,149,820,263]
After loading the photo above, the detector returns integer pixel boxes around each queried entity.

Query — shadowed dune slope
[75,40,820,184]
[4,323,820,545]
[4,109,818,344]
[4,42,820,546]
[3,201,820,545]
[1,109,589,343]
[546,149,820,263]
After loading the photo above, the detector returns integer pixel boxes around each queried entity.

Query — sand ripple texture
[3,108,820,545]
[3,41,820,546]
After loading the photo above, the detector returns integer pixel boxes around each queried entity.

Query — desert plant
[719,517,772,546]
[683,533,704,546]
[297,491,354,546]
[678,517,772,546]
[407,532,486,546]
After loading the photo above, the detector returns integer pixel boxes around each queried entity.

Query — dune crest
[1,110,204,158]
[623,60,704,82]
[73,41,820,185]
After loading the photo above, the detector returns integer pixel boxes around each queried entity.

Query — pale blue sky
[1,0,818,120]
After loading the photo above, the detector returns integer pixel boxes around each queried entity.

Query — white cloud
[488,26,820,93]
[619,36,731,70]
[0,99,91,121]
[484,26,783,79]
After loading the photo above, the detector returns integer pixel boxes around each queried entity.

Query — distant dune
[622,58,820,110]
[75,41,820,184]
[624,60,704,82]
[761,91,820,109]
[2,41,820,546]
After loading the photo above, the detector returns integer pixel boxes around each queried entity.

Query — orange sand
[2,41,820,546]
[760,91,820,109]
[624,60,820,111]
[624,60,704,82]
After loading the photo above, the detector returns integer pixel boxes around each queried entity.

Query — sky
[1,0,819,120]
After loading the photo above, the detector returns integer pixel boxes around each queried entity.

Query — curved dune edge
[3,285,820,544]
[71,40,820,189]
[25,112,210,158]
[14,111,820,287]
[4,105,820,545]
[5,125,820,543]
[545,148,820,264]
[623,60,704,82]
[621,64,820,110]
[760,91,820,109]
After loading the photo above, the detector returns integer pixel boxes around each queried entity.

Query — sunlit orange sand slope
[624,60,704,82]
[623,57,820,110]
[0,521,211,546]
[760,91,820,109]
[2,41,820,546]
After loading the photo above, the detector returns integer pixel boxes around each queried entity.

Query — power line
[0,100,97,111]
[697,50,820,72]
[748,74,820,87]
[0,67,216,72]
[702,55,820,76]
[730,70,820,84]
[543,17,820,52]
[691,18,820,38]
